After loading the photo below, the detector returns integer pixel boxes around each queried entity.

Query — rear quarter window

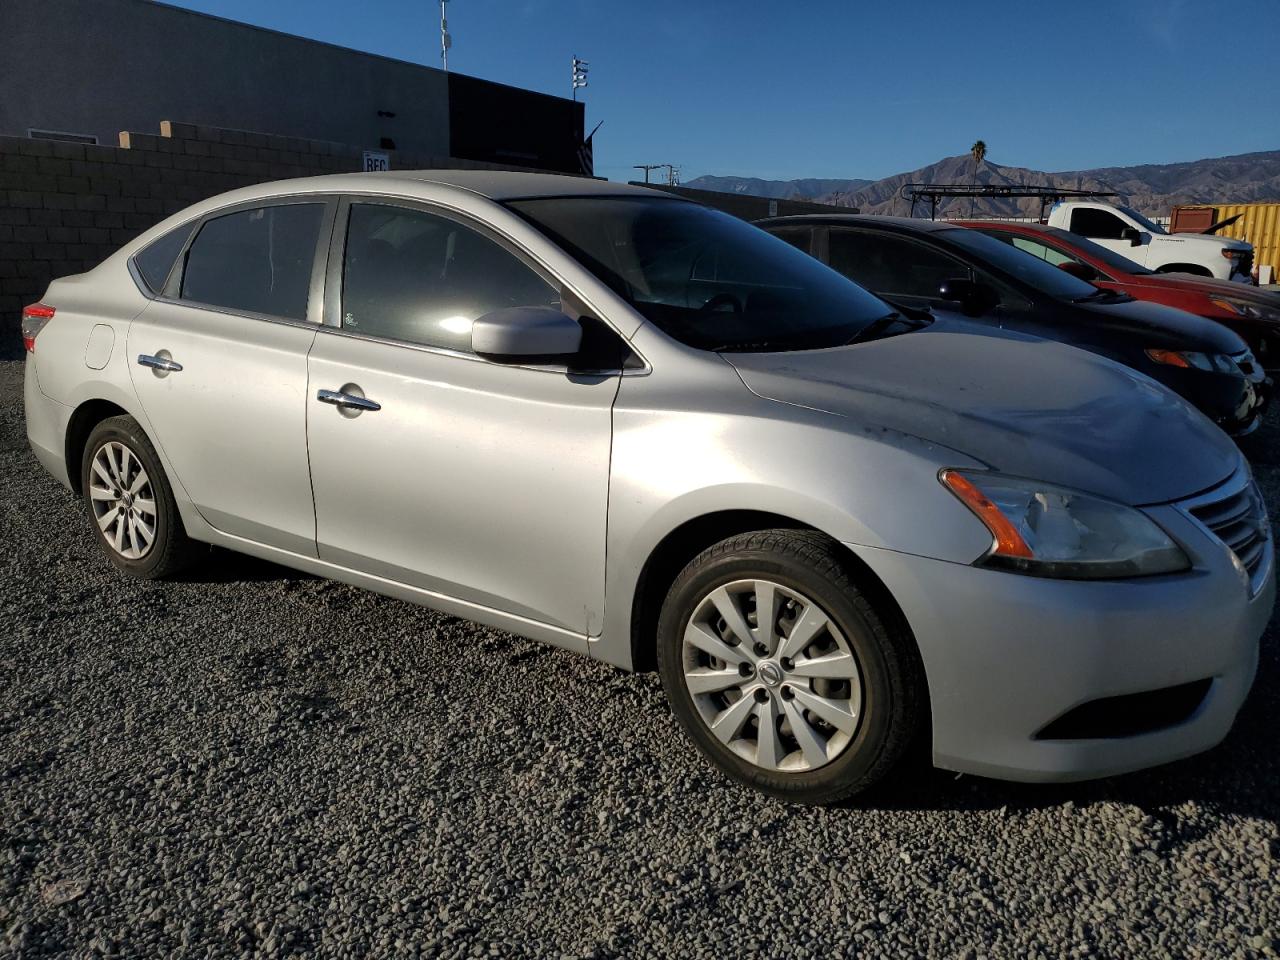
[133,222,197,294]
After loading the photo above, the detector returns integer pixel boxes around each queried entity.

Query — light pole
[572,56,588,101]
[440,0,451,71]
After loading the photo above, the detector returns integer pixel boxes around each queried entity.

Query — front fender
[595,393,993,669]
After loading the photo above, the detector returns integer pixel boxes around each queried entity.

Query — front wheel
[657,529,923,804]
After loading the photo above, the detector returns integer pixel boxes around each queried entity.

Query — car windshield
[940,227,1102,301]
[1117,205,1167,235]
[507,197,897,351]
[1045,228,1156,275]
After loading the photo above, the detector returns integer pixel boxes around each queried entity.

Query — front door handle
[137,353,183,373]
[317,388,381,412]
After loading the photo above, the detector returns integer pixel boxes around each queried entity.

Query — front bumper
[1171,363,1270,437]
[850,489,1273,783]
[1225,371,1271,437]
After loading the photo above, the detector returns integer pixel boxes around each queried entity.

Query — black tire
[80,415,202,579]
[657,529,923,805]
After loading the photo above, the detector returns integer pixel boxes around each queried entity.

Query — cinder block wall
[0,121,545,358]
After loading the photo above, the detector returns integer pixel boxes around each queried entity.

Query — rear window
[133,222,196,294]
[180,203,324,320]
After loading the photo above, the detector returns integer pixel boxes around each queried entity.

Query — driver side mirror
[472,306,582,362]
[1120,226,1143,246]
[1057,260,1099,282]
[938,277,1000,318]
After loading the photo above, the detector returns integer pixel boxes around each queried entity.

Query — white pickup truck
[1046,201,1254,283]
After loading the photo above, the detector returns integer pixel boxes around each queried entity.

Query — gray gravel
[2,357,1279,959]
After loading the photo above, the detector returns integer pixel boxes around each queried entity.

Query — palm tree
[969,140,987,216]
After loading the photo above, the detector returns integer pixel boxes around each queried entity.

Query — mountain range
[684,150,1280,218]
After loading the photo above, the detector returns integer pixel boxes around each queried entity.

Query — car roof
[215,170,674,204]
[386,169,672,200]
[758,214,962,233]
[953,220,1056,234]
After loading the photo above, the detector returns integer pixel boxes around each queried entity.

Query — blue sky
[167,0,1280,184]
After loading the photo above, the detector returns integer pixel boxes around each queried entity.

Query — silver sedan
[22,172,1273,803]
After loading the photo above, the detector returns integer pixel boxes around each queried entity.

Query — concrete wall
[1,0,451,156]
[0,120,554,358]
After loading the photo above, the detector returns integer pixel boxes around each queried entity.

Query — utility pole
[440,0,451,71]
[633,164,662,184]
[661,164,680,186]
[571,56,589,101]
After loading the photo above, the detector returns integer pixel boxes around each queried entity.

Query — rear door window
[767,227,815,256]
[1008,236,1076,267]
[180,203,324,320]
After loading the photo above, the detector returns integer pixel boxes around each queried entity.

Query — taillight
[21,303,55,352]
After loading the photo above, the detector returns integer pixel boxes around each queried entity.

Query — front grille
[1187,477,1270,584]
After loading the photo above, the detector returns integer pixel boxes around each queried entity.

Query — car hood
[725,328,1239,505]
[1154,233,1251,252]
[1076,297,1248,353]
[1129,272,1280,307]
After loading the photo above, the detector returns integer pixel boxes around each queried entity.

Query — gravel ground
[2,358,1279,959]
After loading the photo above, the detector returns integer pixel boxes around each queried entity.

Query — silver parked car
[23,172,1274,804]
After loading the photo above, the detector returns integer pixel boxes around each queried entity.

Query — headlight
[1210,297,1280,324]
[940,470,1190,579]
[1145,348,1240,374]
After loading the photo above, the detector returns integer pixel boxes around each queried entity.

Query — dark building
[0,0,586,174]
[0,0,594,356]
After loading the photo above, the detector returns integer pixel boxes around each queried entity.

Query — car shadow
[1237,403,1280,465]
[847,641,1280,850]
[175,546,317,585]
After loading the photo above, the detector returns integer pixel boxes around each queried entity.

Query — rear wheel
[657,529,923,804]
[80,416,201,578]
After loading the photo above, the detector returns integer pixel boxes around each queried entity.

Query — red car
[955,220,1280,371]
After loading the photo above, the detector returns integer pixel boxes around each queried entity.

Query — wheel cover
[681,578,863,773]
[89,441,157,561]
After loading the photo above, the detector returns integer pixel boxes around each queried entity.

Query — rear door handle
[317,388,381,412]
[137,353,183,372]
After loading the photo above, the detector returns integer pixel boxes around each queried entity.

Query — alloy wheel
[88,440,157,560]
[681,578,863,772]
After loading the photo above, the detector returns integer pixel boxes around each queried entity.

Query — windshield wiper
[845,312,908,345]
[707,340,778,353]
[1072,288,1131,305]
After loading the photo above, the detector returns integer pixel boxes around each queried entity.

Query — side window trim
[320,194,648,375]
[152,194,338,327]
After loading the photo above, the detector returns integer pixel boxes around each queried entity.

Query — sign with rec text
[362,151,390,172]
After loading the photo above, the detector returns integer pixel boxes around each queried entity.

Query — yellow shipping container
[1172,202,1280,280]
